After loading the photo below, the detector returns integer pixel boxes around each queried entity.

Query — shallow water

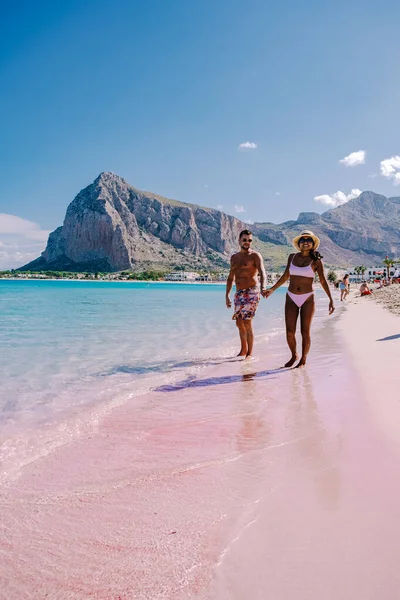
[0,281,286,427]
[0,280,296,483]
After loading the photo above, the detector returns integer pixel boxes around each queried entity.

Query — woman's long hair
[310,248,323,262]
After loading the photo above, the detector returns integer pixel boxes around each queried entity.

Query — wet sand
[1,302,400,599]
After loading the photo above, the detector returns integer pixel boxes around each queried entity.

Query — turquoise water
[0,281,288,434]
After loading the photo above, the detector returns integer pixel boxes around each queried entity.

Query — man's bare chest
[234,257,256,269]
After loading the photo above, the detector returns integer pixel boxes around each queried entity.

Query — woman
[339,274,350,301]
[264,230,335,368]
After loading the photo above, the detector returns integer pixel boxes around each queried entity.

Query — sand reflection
[234,374,272,455]
[286,370,342,510]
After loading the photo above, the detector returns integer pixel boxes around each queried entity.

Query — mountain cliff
[21,173,400,272]
[22,172,246,272]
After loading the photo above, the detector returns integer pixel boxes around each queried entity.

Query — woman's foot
[295,358,307,368]
[237,351,247,357]
[284,354,298,368]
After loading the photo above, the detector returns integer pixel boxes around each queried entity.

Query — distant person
[226,230,267,359]
[339,274,350,301]
[393,268,399,283]
[360,282,372,296]
[264,231,334,368]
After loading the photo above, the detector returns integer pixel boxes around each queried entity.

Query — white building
[165,271,200,281]
[348,266,398,281]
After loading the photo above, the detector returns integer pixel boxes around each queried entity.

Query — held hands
[226,295,232,309]
[262,288,273,298]
[329,300,335,315]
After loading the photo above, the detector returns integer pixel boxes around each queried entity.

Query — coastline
[2,292,400,598]
[0,277,226,284]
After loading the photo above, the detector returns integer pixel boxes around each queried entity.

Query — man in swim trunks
[226,229,267,358]
[360,281,372,296]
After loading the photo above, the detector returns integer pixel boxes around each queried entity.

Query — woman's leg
[284,294,300,367]
[297,295,315,367]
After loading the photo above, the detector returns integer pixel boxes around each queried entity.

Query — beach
[365,284,400,316]
[1,284,400,599]
[338,285,400,446]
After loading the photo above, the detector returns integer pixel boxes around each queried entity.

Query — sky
[1,0,400,268]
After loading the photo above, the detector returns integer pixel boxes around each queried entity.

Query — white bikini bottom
[287,291,314,308]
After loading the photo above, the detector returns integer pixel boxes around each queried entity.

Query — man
[226,229,267,358]
[360,281,372,296]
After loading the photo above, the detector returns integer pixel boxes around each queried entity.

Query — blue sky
[1,0,400,267]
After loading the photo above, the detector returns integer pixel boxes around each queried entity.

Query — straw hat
[292,230,320,251]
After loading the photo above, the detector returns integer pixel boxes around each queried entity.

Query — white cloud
[367,173,377,178]
[238,142,257,150]
[234,205,246,213]
[216,204,224,210]
[244,219,254,225]
[0,214,50,269]
[314,189,362,208]
[275,192,281,196]
[339,150,366,167]
[380,156,400,185]
[0,214,50,242]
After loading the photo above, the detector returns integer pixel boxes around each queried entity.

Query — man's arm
[226,257,235,308]
[263,254,292,297]
[255,252,267,292]
[315,260,335,314]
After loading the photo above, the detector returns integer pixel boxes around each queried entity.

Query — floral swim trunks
[233,286,260,320]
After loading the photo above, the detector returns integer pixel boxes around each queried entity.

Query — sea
[0,280,295,479]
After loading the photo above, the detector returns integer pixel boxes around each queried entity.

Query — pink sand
[1,308,400,599]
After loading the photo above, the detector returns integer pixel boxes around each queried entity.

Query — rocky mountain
[253,191,400,266]
[22,172,247,272]
[21,173,400,272]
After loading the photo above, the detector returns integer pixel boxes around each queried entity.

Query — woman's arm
[263,254,292,298]
[315,260,335,314]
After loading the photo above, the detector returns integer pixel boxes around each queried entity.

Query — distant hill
[252,191,400,267]
[21,173,400,272]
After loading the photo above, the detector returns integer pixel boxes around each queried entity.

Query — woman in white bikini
[264,231,335,368]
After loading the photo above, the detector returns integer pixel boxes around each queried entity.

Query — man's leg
[284,294,300,367]
[297,295,315,367]
[236,318,248,356]
[243,319,254,357]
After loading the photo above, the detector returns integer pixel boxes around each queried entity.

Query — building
[164,271,200,281]
[348,266,398,281]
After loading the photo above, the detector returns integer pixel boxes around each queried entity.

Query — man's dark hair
[239,229,252,239]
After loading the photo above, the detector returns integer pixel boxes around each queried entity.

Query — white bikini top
[289,256,314,278]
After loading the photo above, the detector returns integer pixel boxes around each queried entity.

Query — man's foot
[284,354,298,368]
[237,351,247,357]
